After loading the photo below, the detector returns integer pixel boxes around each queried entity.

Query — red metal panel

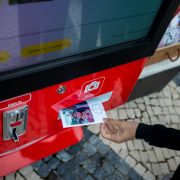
[0,58,146,176]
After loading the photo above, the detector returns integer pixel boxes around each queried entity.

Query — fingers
[100,123,112,140]
[103,118,122,132]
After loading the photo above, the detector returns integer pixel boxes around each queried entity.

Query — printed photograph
[60,101,95,127]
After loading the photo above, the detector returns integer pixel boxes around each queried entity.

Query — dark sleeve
[135,123,180,150]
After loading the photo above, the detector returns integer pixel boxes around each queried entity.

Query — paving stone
[103,162,115,175]
[150,99,159,106]
[134,140,144,150]
[72,167,87,180]
[149,92,160,98]
[157,115,165,124]
[48,171,61,180]
[170,115,179,123]
[143,171,156,180]
[105,170,125,180]
[128,102,137,108]
[56,151,72,162]
[142,112,149,119]
[97,142,110,156]
[147,150,157,163]
[129,151,141,161]
[62,171,75,180]
[160,163,170,175]
[169,81,177,88]
[143,96,150,105]
[83,127,93,140]
[164,98,173,106]
[27,172,42,180]
[144,163,152,171]
[163,88,171,98]
[165,115,171,124]
[125,103,129,108]
[118,142,128,150]
[126,109,135,119]
[127,141,135,151]
[125,156,136,168]
[150,116,159,125]
[159,98,166,107]
[143,141,152,150]
[91,153,103,168]
[134,109,141,118]
[138,104,146,111]
[94,167,108,180]
[128,168,143,180]
[84,175,95,180]
[15,173,24,180]
[168,158,177,171]
[47,157,59,170]
[152,163,162,176]
[78,138,87,146]
[175,151,180,156]
[146,106,153,116]
[5,173,15,180]
[43,155,52,162]
[177,86,180,93]
[175,107,180,115]
[83,142,97,155]
[116,159,131,175]
[36,163,51,178]
[110,142,121,153]
[118,109,128,119]
[57,161,76,176]
[135,98,144,104]
[82,159,98,174]
[106,110,119,119]
[19,166,33,178]
[89,135,101,146]
[119,149,128,160]
[118,104,125,109]
[106,150,121,166]
[74,151,90,165]
[88,124,100,135]
[134,163,146,176]
[171,124,178,129]
[154,148,165,162]
[139,151,148,162]
[174,157,180,165]
[66,143,81,156]
[172,93,179,99]
[32,160,44,172]
[141,118,150,124]
[168,150,176,157]
[162,148,171,159]
[152,107,162,115]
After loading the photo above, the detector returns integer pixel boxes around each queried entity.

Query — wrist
[127,121,139,140]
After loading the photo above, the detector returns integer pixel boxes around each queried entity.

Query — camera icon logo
[84,81,100,93]
[79,77,105,99]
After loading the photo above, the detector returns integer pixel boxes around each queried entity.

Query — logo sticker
[79,77,105,100]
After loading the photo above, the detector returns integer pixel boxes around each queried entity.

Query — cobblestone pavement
[2,73,180,180]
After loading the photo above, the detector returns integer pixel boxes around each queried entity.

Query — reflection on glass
[0,0,163,73]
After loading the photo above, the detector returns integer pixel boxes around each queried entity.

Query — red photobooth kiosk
[0,0,179,176]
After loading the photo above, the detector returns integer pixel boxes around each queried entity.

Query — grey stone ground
[2,72,180,180]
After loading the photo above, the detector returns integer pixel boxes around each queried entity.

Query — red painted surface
[0,58,146,177]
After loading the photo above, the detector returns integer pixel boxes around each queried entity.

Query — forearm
[136,123,180,150]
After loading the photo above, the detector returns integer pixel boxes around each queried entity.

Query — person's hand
[100,118,139,143]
